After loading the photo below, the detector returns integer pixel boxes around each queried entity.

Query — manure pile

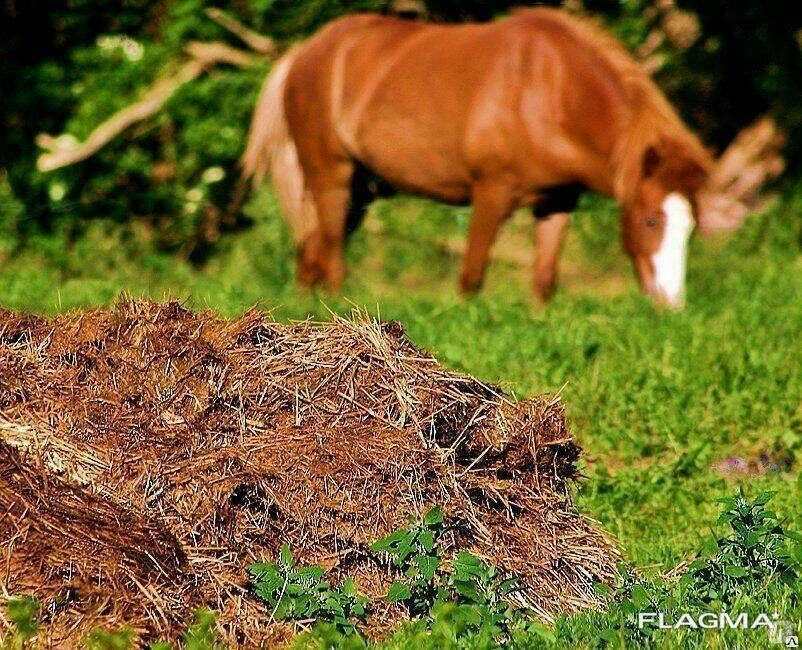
[0,300,618,646]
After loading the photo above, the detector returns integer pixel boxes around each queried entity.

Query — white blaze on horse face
[652,192,694,308]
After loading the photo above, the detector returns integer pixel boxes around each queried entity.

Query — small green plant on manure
[371,506,450,616]
[83,627,136,650]
[249,545,368,636]
[0,606,222,650]
[149,609,223,650]
[445,551,530,641]
[370,506,543,644]
[1,597,39,650]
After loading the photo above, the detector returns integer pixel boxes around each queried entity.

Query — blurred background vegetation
[1,0,801,267]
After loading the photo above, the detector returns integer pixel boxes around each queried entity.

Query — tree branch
[204,7,277,56]
[36,42,256,172]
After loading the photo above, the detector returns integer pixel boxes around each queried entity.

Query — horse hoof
[297,264,324,288]
[458,274,482,295]
[533,282,556,303]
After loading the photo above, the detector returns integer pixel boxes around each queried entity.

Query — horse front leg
[533,212,570,301]
[459,181,516,294]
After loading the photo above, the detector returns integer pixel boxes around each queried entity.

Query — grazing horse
[243,8,713,307]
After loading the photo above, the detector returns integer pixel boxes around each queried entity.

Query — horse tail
[241,47,318,245]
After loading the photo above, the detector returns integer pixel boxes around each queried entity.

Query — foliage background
[1,0,802,263]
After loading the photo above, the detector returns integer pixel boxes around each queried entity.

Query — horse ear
[642,144,662,179]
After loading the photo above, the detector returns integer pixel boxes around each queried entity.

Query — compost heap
[0,300,617,646]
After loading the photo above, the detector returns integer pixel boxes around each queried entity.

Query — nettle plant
[591,489,802,647]
[248,545,368,636]
[682,488,802,605]
[371,506,533,642]
[445,551,530,641]
[0,600,222,650]
[249,506,536,643]
[370,505,449,616]
[0,597,38,650]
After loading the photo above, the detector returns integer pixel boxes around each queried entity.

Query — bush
[577,488,802,647]
[249,545,368,636]
[0,1,268,262]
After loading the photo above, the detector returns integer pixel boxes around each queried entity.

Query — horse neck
[609,84,710,207]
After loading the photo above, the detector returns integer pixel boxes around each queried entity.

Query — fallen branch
[708,116,786,192]
[699,115,786,233]
[183,40,256,67]
[204,7,277,56]
[36,42,257,172]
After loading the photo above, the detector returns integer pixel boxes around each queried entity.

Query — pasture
[1,185,800,647]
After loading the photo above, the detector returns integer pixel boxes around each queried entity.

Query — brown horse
[243,8,713,308]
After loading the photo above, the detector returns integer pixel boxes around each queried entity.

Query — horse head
[622,136,710,308]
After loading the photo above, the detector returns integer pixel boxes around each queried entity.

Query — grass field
[2,187,801,647]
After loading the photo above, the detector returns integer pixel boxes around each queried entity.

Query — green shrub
[682,489,802,605]
[574,489,802,648]
[249,545,368,636]
[83,628,136,650]
[372,506,449,616]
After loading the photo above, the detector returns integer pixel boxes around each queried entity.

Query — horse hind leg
[343,162,381,235]
[303,160,355,291]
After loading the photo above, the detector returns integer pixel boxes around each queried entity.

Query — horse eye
[645,215,660,228]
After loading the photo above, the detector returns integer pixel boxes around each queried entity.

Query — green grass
[1,187,801,648]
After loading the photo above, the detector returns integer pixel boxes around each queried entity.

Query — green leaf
[700,537,720,557]
[753,490,775,506]
[498,577,522,596]
[395,538,415,566]
[630,584,650,608]
[417,530,435,552]
[600,629,620,643]
[416,555,440,581]
[386,581,412,602]
[279,544,295,568]
[527,620,557,643]
[724,565,748,578]
[453,579,480,602]
[298,566,326,581]
[744,531,760,548]
[248,562,277,580]
[370,529,409,552]
[342,577,357,596]
[6,597,39,638]
[453,551,484,576]
[423,505,444,526]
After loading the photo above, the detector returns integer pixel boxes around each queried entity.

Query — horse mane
[514,8,713,202]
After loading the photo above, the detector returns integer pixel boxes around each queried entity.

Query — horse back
[283,11,644,202]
